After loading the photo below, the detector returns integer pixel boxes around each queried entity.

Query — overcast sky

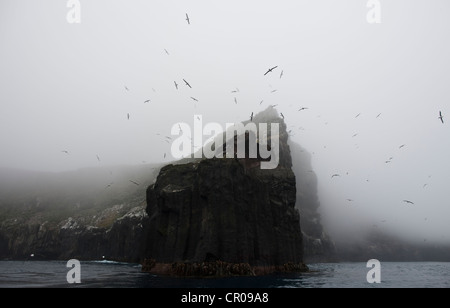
[1,0,449,242]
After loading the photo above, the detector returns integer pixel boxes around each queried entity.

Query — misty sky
[1,0,450,242]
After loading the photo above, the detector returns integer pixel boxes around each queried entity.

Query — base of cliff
[141,259,308,277]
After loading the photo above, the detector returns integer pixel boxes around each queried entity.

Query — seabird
[144,100,151,104]
[164,49,170,55]
[298,107,309,111]
[280,113,285,119]
[234,97,238,104]
[127,113,130,120]
[250,112,254,122]
[376,113,382,118]
[399,144,406,149]
[271,89,278,93]
[403,200,415,205]
[264,66,278,76]
[423,184,428,188]
[129,180,140,186]
[352,134,358,138]
[124,86,129,91]
[260,100,264,105]
[174,81,179,90]
[183,79,192,88]
[62,150,69,155]
[439,111,444,123]
[355,113,361,118]
[331,174,340,178]
[347,199,354,202]
[164,153,167,159]
[231,88,240,93]
[96,155,101,162]
[191,97,198,102]
[186,13,190,25]
[280,70,284,79]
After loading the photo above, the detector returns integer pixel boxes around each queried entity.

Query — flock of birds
[59,13,446,218]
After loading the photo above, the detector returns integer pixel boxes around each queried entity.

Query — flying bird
[231,88,240,93]
[264,66,278,76]
[106,182,114,189]
[271,89,278,93]
[260,100,264,105]
[234,97,238,104]
[144,99,151,104]
[127,113,130,120]
[186,13,190,25]
[355,113,361,118]
[376,113,382,118]
[280,70,284,79]
[191,97,199,102]
[439,111,444,123]
[403,200,415,205]
[331,174,340,179]
[164,49,170,55]
[298,107,309,111]
[62,150,69,155]
[352,134,358,138]
[399,144,406,149]
[250,112,254,122]
[174,81,179,90]
[183,79,192,88]
[96,155,101,162]
[280,113,285,119]
[347,199,354,202]
[129,180,140,186]
[164,153,167,159]
[124,86,129,91]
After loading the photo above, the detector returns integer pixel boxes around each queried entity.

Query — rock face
[289,142,336,262]
[143,108,305,273]
[0,205,149,262]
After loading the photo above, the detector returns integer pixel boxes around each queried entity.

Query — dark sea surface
[0,261,449,288]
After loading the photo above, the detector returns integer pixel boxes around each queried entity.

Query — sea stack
[142,107,307,276]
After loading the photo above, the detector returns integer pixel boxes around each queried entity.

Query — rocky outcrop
[289,142,336,262]
[0,205,149,262]
[142,109,306,275]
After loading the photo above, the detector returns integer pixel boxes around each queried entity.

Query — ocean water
[0,261,449,288]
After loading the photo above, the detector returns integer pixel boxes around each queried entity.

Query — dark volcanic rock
[143,109,305,272]
[144,159,302,267]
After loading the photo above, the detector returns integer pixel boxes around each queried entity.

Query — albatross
[439,111,444,123]
[183,79,192,88]
[264,66,278,76]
